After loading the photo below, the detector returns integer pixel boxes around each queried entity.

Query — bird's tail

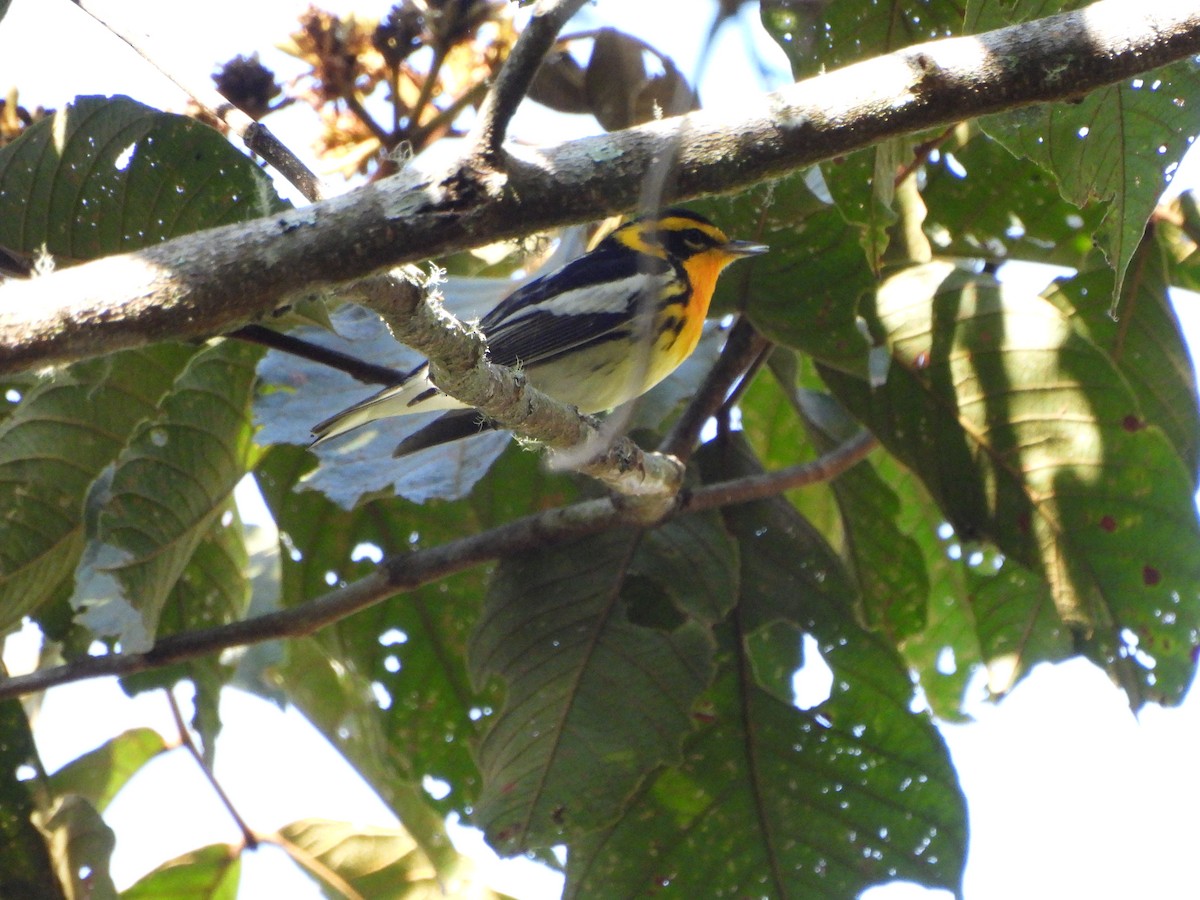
[392,409,499,457]
[310,362,466,446]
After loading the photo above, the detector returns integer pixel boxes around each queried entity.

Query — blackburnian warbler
[311,208,767,455]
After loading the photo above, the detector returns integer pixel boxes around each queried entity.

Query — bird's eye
[681,229,711,251]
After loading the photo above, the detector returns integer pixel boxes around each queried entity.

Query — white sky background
[3,1,1200,898]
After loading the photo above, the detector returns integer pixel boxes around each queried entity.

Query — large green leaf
[823,261,1200,706]
[0,93,284,636]
[468,515,737,851]
[0,95,283,259]
[701,183,877,375]
[567,436,966,898]
[0,344,197,631]
[70,341,261,652]
[1043,240,1200,482]
[761,0,962,78]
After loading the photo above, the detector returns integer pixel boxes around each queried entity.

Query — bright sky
[4,1,1200,898]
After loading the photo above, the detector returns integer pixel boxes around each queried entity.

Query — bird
[311,207,768,456]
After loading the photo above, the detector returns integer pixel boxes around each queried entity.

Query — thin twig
[659,318,772,462]
[229,324,405,385]
[0,431,877,701]
[166,689,259,850]
[72,0,328,202]
[469,0,589,160]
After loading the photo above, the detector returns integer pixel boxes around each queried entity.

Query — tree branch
[4,0,1196,373]
[468,0,589,160]
[0,430,877,700]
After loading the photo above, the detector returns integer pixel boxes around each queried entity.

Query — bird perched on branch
[311,208,767,456]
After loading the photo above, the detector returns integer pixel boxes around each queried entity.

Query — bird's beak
[722,240,770,258]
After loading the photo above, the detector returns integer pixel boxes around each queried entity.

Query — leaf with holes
[980,58,1200,305]
[823,261,1200,706]
[468,515,737,851]
[567,436,966,898]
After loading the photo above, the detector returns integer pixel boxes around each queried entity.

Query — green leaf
[920,126,1106,268]
[70,341,262,652]
[823,261,1200,706]
[468,515,737,851]
[704,184,876,375]
[0,95,284,260]
[47,728,170,814]
[120,843,240,900]
[0,699,63,900]
[761,0,962,78]
[568,435,966,898]
[980,59,1200,305]
[0,344,197,631]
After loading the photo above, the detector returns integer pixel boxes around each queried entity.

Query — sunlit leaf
[277,818,511,900]
[824,261,1200,706]
[121,843,240,900]
[47,728,171,814]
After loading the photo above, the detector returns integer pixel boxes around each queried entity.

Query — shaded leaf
[761,0,961,78]
[980,59,1200,305]
[70,341,261,652]
[0,95,284,260]
[33,795,117,900]
[468,515,736,850]
[47,728,170,814]
[0,345,197,631]
[0,699,63,900]
[567,436,966,898]
[921,126,1106,268]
